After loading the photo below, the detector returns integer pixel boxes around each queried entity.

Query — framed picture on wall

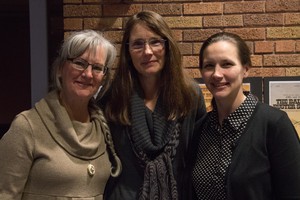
[264,76,300,136]
[195,77,262,112]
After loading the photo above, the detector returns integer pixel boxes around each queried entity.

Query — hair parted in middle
[102,10,198,125]
[199,32,252,70]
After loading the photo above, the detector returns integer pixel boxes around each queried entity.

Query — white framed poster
[264,77,300,137]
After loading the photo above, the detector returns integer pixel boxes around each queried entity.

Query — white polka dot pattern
[192,93,258,200]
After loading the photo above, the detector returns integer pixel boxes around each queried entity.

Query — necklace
[87,162,95,176]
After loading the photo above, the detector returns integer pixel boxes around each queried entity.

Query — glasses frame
[67,58,108,75]
[127,38,166,52]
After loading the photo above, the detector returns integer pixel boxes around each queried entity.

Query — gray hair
[50,29,116,95]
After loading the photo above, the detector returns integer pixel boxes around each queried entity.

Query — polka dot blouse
[192,93,258,200]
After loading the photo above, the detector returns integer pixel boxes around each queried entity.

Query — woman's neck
[139,76,160,111]
[59,92,90,123]
[216,93,246,125]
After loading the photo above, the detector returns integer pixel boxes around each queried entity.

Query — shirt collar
[209,93,258,131]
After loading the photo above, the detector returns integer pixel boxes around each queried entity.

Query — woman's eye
[203,63,214,69]
[132,40,144,48]
[133,41,143,45]
[223,63,233,68]
[149,39,161,46]
[74,61,86,68]
[92,65,102,72]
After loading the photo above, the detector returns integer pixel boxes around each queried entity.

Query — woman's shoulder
[255,102,288,117]
[8,108,41,136]
[251,102,294,129]
[12,106,39,123]
[1,108,38,144]
[10,94,53,132]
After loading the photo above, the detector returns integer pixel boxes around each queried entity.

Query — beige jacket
[0,91,111,200]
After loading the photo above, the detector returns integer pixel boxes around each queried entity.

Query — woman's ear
[243,65,250,78]
[57,64,64,77]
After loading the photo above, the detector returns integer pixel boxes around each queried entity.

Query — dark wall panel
[0,0,31,129]
[0,0,63,138]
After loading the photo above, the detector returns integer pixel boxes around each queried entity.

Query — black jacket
[188,102,300,200]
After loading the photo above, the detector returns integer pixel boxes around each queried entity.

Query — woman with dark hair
[0,30,121,200]
[98,11,206,200]
[190,32,300,200]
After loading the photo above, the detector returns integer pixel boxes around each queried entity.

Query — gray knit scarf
[128,91,181,200]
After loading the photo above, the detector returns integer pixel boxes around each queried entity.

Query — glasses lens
[129,39,165,52]
[69,58,106,75]
[91,64,104,74]
[149,39,164,51]
[72,59,88,70]
[131,40,145,50]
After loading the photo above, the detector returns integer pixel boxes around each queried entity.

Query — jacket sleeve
[0,114,34,200]
[268,111,300,199]
[181,84,207,200]
[194,83,207,124]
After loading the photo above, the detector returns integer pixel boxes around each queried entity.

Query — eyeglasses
[128,38,166,52]
[67,58,108,75]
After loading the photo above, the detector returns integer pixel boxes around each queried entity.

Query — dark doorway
[0,0,63,138]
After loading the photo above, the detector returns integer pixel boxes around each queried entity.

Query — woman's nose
[212,65,223,78]
[82,65,94,78]
[143,43,154,54]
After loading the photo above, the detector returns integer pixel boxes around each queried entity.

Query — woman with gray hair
[0,29,121,200]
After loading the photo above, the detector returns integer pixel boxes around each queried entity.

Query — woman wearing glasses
[0,30,121,200]
[98,11,206,200]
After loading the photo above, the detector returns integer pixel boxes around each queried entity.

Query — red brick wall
[63,0,300,78]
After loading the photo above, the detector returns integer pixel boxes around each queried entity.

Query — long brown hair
[104,11,198,125]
